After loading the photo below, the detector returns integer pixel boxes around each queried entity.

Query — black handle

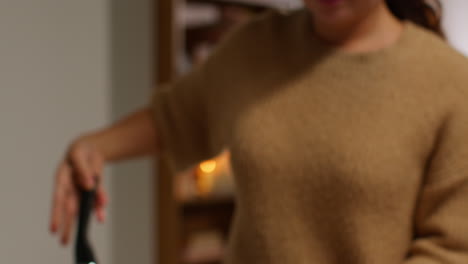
[75,188,97,264]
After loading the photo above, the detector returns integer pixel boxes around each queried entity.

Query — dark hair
[385,0,444,38]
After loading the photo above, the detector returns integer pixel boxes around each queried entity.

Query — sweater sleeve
[403,101,468,263]
[149,12,268,173]
[150,62,215,173]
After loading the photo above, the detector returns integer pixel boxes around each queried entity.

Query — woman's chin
[304,0,354,24]
[315,11,355,27]
[317,0,345,7]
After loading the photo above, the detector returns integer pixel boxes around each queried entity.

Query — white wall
[0,0,155,263]
[109,0,155,263]
[442,0,468,56]
[0,0,112,263]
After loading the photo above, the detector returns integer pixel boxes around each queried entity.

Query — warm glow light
[199,160,217,173]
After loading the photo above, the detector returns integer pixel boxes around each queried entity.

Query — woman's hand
[49,136,108,246]
[48,106,159,246]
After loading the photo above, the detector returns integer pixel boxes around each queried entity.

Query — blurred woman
[50,0,468,263]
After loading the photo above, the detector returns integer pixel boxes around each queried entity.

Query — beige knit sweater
[151,8,468,264]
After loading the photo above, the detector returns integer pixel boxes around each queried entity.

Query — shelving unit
[155,1,302,263]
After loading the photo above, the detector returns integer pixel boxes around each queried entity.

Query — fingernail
[49,224,55,233]
[97,210,105,223]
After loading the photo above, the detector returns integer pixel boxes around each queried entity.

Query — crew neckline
[298,8,414,62]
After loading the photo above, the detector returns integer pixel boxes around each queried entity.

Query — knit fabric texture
[150,7,468,264]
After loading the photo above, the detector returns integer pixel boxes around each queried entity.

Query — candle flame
[199,160,217,173]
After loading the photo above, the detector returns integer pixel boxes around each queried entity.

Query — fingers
[95,186,108,223]
[89,149,104,185]
[50,163,78,245]
[60,186,78,245]
[50,162,71,233]
[50,138,109,246]
[89,150,107,223]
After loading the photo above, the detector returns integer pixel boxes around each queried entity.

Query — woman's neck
[312,3,404,54]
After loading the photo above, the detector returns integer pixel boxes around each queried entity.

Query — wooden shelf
[182,259,222,264]
[155,0,251,263]
[182,2,221,29]
[181,195,234,208]
[181,196,235,237]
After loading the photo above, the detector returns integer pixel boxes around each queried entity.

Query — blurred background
[0,0,466,264]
